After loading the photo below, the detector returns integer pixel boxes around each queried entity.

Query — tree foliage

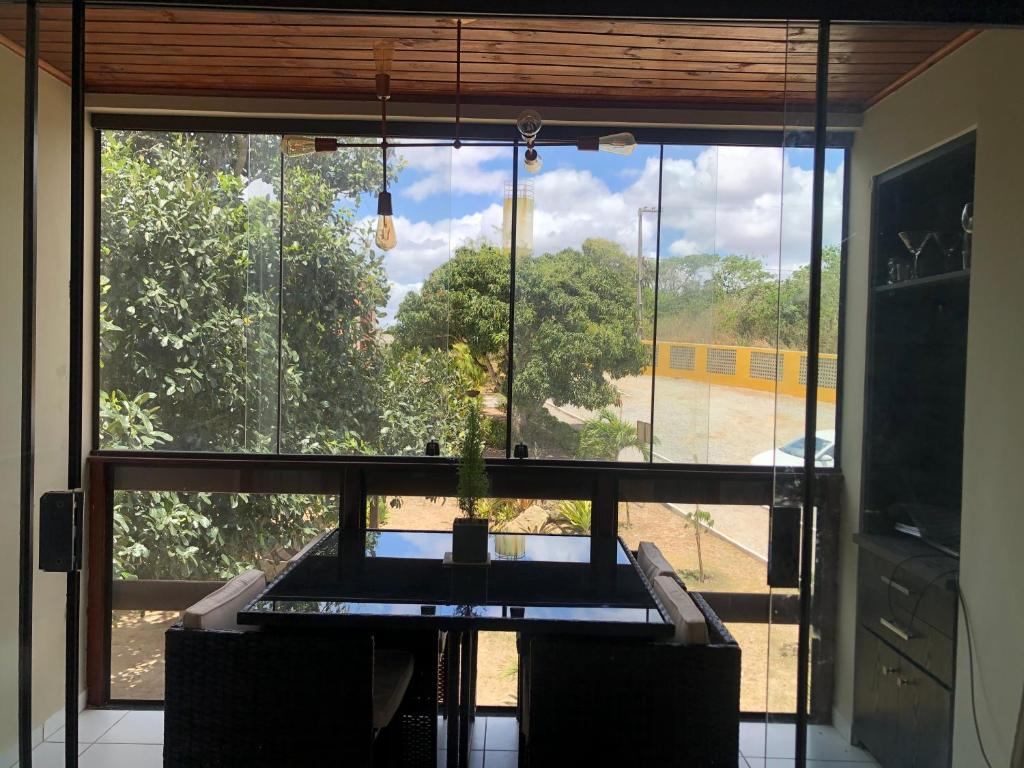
[100,131,472,579]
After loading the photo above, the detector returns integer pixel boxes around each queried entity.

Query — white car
[750,429,836,468]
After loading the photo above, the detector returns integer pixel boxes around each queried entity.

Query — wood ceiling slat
[25,36,944,68]
[84,60,895,87]
[83,71,882,96]
[72,50,921,76]
[80,75,878,102]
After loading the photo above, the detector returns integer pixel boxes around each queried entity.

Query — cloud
[396,144,511,202]
[369,145,845,318]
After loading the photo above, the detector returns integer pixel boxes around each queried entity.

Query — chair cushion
[637,541,676,581]
[182,569,266,632]
[652,575,710,646]
[372,650,415,730]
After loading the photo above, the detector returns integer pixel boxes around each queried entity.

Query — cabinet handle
[880,664,899,677]
[896,676,916,688]
[880,575,913,596]
[880,617,914,641]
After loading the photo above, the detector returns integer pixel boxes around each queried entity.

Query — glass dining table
[239,528,671,767]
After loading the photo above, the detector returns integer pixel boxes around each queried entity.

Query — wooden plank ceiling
[0,7,973,111]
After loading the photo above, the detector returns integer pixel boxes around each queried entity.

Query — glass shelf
[874,269,970,293]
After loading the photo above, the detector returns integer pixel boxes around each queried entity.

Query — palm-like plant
[576,409,651,462]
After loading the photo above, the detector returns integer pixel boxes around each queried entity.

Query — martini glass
[898,230,934,280]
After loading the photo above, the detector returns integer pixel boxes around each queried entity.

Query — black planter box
[452,517,489,564]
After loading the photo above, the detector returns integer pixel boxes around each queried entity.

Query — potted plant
[452,392,490,564]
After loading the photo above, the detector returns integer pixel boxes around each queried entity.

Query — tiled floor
[20,710,880,768]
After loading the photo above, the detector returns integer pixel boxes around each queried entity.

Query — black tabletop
[239,529,671,637]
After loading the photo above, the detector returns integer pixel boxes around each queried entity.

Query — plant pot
[452,517,489,564]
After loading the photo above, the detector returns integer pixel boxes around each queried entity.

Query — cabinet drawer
[853,626,952,768]
[859,549,957,636]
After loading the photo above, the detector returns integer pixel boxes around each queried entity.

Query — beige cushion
[372,650,415,730]
[652,575,710,646]
[182,569,266,632]
[637,541,676,581]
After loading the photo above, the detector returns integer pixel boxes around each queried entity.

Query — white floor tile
[744,760,879,768]
[470,717,487,749]
[79,743,163,768]
[484,717,519,751]
[97,710,164,745]
[469,750,484,768]
[46,709,128,744]
[740,723,876,762]
[486,750,518,768]
[23,741,89,768]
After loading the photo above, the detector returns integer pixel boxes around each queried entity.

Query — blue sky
[348,141,845,323]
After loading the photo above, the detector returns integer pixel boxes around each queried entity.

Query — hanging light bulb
[280,135,339,157]
[375,191,397,251]
[523,147,543,174]
[515,109,543,142]
[576,132,638,155]
[374,39,395,100]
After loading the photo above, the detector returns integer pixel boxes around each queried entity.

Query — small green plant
[686,502,715,583]
[553,499,592,535]
[457,394,489,519]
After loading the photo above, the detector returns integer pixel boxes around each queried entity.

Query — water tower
[502,180,534,257]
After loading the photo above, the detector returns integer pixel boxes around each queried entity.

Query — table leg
[469,630,479,719]
[459,631,474,766]
[446,631,462,766]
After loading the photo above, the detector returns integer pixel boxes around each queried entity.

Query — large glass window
[98,129,845,465]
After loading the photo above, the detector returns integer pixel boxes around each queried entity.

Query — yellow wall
[836,29,1024,767]
[644,340,838,404]
[0,45,77,763]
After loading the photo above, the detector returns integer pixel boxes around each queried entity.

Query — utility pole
[637,206,659,337]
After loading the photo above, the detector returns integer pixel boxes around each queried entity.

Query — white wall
[0,45,74,764]
[836,29,1024,767]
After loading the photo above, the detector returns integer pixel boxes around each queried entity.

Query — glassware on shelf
[887,256,912,284]
[933,232,960,273]
[961,202,974,269]
[897,230,935,279]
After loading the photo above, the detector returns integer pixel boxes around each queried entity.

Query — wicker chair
[517,573,741,767]
[164,571,440,768]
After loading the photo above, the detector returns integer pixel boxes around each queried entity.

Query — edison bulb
[375,215,397,250]
[524,147,543,174]
[598,132,638,156]
[375,191,397,250]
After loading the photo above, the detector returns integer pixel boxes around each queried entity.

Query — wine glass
[961,203,974,269]
[897,230,934,279]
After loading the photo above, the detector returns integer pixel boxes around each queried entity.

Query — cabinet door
[895,659,952,767]
[853,627,900,762]
[853,626,953,767]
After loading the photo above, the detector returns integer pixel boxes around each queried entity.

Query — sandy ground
[555,375,835,466]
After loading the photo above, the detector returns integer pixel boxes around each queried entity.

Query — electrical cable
[957,587,995,768]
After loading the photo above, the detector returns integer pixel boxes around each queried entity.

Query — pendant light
[374,39,398,251]
[516,109,544,174]
[576,132,638,155]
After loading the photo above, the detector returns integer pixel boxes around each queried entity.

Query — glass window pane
[511,144,660,460]
[99,131,280,452]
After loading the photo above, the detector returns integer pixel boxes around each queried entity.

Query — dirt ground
[112,496,797,712]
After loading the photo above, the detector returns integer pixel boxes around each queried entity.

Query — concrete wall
[0,45,75,764]
[835,29,1024,767]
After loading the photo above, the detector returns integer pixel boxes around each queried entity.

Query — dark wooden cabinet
[851,133,973,768]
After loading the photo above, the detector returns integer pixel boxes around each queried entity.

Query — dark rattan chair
[517,582,741,768]
[164,624,440,768]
